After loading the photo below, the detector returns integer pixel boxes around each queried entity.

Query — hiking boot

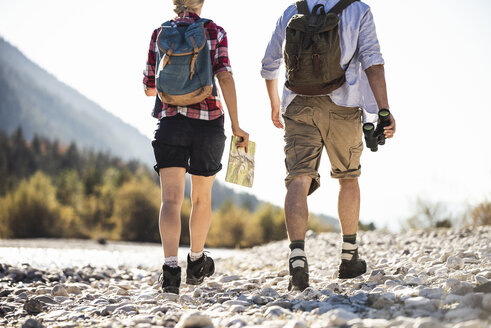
[159,264,181,294]
[288,249,309,291]
[338,247,367,279]
[186,253,215,285]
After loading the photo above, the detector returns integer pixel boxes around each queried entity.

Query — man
[261,0,396,290]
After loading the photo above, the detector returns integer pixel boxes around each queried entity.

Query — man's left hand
[384,114,396,138]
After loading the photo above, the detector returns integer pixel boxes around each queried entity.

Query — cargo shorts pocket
[284,139,296,173]
[283,105,314,126]
[348,143,363,172]
[328,109,362,144]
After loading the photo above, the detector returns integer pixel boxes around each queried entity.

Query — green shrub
[249,204,287,244]
[0,172,66,238]
[402,198,453,231]
[471,201,491,226]
[112,177,161,242]
[207,200,250,248]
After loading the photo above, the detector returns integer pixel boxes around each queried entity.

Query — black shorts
[152,114,226,177]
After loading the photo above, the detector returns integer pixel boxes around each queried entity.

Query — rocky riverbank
[1,227,490,327]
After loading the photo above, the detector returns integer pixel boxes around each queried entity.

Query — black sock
[289,240,305,251]
[342,234,357,245]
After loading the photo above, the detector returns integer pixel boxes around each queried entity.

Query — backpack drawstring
[188,36,199,80]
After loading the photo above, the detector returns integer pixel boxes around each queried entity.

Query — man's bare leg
[285,176,312,241]
[337,178,366,278]
[284,175,311,290]
[338,178,360,235]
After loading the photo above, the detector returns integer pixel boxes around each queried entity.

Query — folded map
[225,136,255,188]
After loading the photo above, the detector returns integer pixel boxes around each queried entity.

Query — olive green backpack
[283,0,359,95]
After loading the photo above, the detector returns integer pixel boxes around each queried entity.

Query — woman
[143,0,249,294]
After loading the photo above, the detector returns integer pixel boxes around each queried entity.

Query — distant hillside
[0,37,153,165]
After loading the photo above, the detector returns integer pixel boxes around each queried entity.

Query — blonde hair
[173,0,204,14]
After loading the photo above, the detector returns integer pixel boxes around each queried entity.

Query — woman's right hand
[232,126,249,153]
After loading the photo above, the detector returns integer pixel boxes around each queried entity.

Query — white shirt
[260,0,384,120]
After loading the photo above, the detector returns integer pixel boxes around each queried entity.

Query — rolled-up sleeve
[143,29,160,90]
[357,8,384,71]
[213,27,232,74]
[261,10,291,80]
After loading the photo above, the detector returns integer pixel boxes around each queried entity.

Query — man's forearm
[265,79,280,106]
[365,64,389,110]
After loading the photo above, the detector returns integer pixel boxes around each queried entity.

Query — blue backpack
[155,18,215,106]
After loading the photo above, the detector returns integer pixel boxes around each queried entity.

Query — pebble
[51,284,68,297]
[447,256,464,270]
[0,226,489,327]
[474,281,491,293]
[23,299,43,314]
[221,275,240,283]
[475,275,488,284]
[161,292,180,302]
[369,295,395,309]
[285,320,308,328]
[324,308,358,326]
[482,294,491,311]
[176,312,213,328]
[368,270,385,283]
[21,318,43,328]
[34,295,58,304]
[404,296,437,311]
[264,305,287,318]
[251,295,267,305]
[259,287,279,298]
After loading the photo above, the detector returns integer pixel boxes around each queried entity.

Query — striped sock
[189,250,204,262]
[342,233,357,244]
[289,240,305,251]
[341,242,358,261]
[164,256,178,268]
[289,248,307,269]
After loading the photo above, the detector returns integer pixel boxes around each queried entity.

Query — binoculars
[363,109,391,152]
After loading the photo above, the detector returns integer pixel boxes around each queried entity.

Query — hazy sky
[1,0,490,231]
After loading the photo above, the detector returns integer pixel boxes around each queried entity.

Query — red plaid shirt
[143,13,232,120]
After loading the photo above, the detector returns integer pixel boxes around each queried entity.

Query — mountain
[0,37,153,164]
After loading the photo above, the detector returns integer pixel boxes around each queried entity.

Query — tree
[207,200,250,248]
[402,198,453,230]
[249,204,287,244]
[112,177,161,242]
[55,170,84,208]
[0,172,65,238]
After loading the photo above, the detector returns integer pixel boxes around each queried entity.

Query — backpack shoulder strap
[296,0,310,15]
[328,0,359,15]
[161,20,173,27]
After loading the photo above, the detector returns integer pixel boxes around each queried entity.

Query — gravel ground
[0,227,490,328]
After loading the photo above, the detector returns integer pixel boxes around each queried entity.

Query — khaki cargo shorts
[283,95,363,195]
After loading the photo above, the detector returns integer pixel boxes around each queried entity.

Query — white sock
[164,256,178,268]
[341,242,358,261]
[290,248,306,269]
[190,250,203,262]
